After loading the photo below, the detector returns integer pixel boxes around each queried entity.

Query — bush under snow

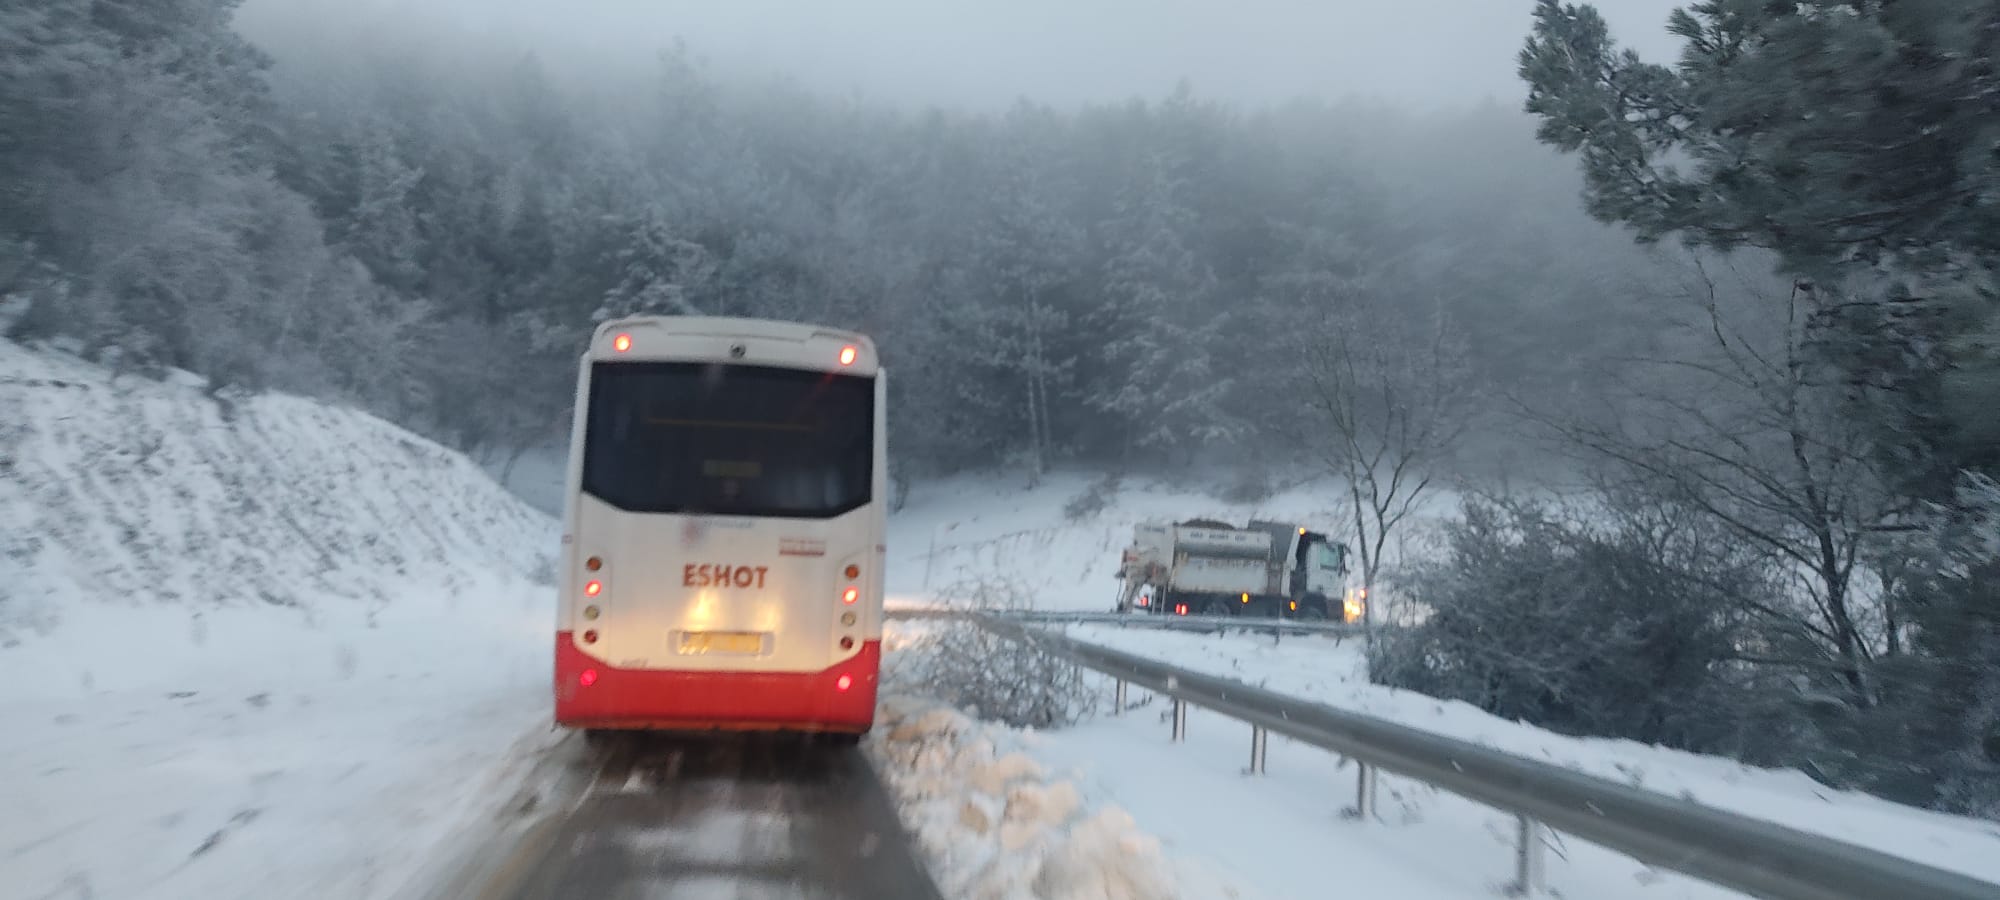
[892,577,1098,729]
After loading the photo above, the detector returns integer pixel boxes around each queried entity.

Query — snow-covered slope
[0,339,551,635]
[0,340,560,900]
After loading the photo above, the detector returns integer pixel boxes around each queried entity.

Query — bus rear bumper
[552,632,880,734]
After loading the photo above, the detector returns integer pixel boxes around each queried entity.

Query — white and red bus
[552,316,887,739]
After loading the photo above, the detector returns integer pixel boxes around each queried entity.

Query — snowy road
[464,735,944,900]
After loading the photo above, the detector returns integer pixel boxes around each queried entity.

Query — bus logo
[683,564,771,589]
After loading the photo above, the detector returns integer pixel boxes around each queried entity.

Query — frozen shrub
[887,577,1096,729]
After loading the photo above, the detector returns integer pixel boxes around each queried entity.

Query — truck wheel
[1296,596,1329,620]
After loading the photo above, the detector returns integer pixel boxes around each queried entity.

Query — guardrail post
[1511,815,1546,896]
[1113,679,1127,715]
[1346,761,1377,820]
[1171,698,1187,742]
[1248,726,1267,775]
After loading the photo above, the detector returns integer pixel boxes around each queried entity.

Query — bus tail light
[613,334,632,353]
[585,556,602,571]
[584,580,602,597]
[839,636,854,650]
[838,345,857,366]
[582,630,598,644]
[579,668,599,687]
[836,674,853,691]
[842,586,858,605]
[844,564,860,579]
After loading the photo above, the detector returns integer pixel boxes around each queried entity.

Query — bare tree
[1292,297,1477,654]
[1541,256,1904,707]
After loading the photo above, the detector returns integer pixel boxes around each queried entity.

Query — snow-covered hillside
[0,339,553,635]
[0,340,560,900]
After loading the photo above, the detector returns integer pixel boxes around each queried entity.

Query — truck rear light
[1174,603,1188,616]
[1136,595,1150,607]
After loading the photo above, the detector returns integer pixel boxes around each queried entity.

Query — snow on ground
[869,623,1251,900]
[0,340,561,900]
[1056,625,2000,889]
[875,475,2000,898]
[877,620,1745,900]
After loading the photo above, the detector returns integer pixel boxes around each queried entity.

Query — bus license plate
[678,631,764,655]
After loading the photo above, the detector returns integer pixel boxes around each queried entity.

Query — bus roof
[587,316,880,374]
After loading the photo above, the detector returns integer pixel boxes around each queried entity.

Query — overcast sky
[241,0,1689,111]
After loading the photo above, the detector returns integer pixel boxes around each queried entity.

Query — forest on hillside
[4,0,1995,820]
[3,0,1683,483]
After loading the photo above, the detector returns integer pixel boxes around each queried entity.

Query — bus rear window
[581,362,875,518]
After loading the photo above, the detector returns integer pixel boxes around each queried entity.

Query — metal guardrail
[908,608,1369,637]
[900,611,2000,900]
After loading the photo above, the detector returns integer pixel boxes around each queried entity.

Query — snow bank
[869,697,1187,900]
[0,340,561,900]
[871,623,1248,900]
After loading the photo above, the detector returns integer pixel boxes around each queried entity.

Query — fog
[238,0,1687,110]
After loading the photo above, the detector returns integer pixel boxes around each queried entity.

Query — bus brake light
[842,586,858,605]
[579,669,599,687]
[613,334,632,353]
[836,674,853,691]
[584,580,602,597]
[839,345,857,366]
